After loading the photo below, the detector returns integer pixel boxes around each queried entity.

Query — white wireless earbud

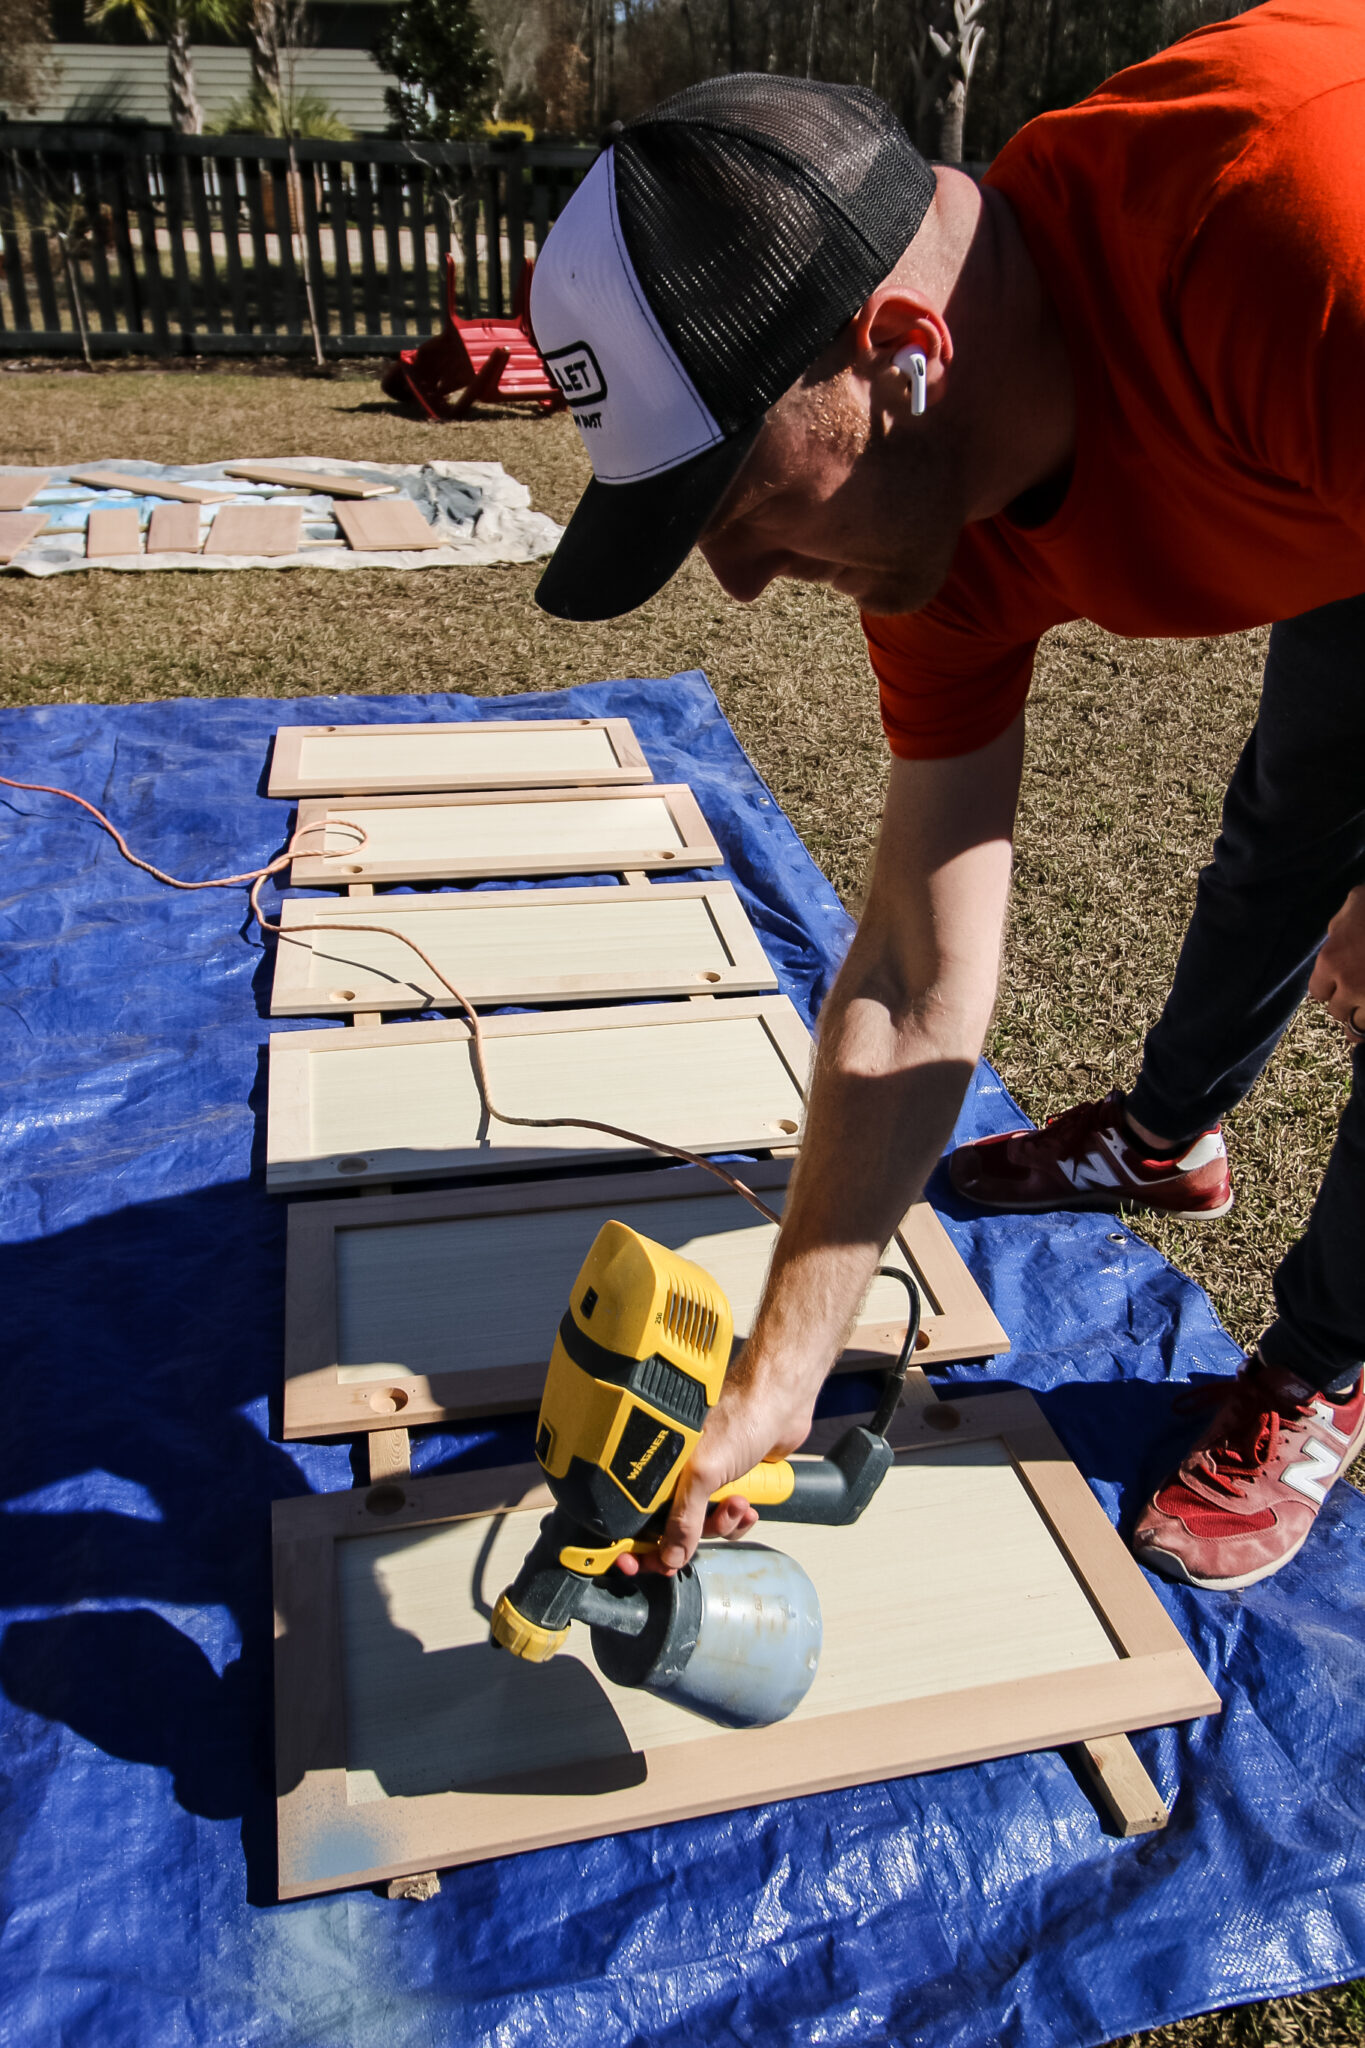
[893,346,928,416]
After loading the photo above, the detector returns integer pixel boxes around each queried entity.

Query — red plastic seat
[380,255,564,421]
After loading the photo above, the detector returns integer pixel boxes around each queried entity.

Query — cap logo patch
[544,342,608,410]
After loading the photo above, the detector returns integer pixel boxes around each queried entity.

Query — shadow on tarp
[2,679,1365,2045]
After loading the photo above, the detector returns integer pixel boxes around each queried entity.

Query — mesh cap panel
[615,75,934,435]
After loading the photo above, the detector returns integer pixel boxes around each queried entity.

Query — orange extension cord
[0,770,784,1227]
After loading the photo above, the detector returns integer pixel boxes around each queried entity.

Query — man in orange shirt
[531,1,1365,1591]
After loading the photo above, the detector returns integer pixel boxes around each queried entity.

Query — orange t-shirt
[867,0,1365,761]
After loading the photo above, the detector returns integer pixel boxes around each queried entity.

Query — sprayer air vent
[665,1287,718,1356]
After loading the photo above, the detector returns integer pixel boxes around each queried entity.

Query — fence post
[505,139,526,307]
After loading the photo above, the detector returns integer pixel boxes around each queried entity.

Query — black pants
[1125,593,1365,1392]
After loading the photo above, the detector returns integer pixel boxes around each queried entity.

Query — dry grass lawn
[1,362,1361,2046]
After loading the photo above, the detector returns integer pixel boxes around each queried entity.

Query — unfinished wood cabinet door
[204,504,303,556]
[332,498,444,552]
[287,785,718,886]
[86,508,141,558]
[268,717,652,798]
[269,881,774,1015]
[146,502,203,553]
[0,472,49,511]
[272,1394,1220,1898]
[0,512,49,561]
[265,996,811,1192]
[282,1159,1009,1437]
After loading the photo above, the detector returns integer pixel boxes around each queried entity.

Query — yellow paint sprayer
[490,1220,919,1728]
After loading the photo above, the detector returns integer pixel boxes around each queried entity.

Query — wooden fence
[0,124,596,356]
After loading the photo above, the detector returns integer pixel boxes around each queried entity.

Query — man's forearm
[654,725,1023,1571]
[738,946,984,1400]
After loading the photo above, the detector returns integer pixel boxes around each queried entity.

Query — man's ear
[852,289,953,378]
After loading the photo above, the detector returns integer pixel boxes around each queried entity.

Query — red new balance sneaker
[1133,1357,1365,1590]
[948,1091,1233,1217]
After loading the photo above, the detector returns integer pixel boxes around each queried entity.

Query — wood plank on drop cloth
[69,469,234,505]
[222,463,398,498]
[267,718,653,798]
[86,508,142,558]
[287,786,721,886]
[0,472,49,511]
[0,513,49,562]
[332,498,445,552]
[271,1395,1219,1898]
[146,503,203,554]
[204,504,304,557]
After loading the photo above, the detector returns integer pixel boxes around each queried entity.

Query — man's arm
[657,711,1025,1570]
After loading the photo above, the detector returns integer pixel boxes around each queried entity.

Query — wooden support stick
[387,1871,441,1901]
[368,1428,411,1481]
[1071,1732,1169,1836]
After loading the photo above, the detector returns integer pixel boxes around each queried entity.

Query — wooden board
[273,1392,1220,1898]
[268,718,652,798]
[146,502,203,554]
[265,996,812,1192]
[204,504,304,556]
[86,508,141,558]
[0,472,49,511]
[288,786,719,886]
[282,1158,1009,1437]
[270,882,774,1016]
[223,463,397,497]
[333,498,444,552]
[0,512,48,562]
[69,468,233,504]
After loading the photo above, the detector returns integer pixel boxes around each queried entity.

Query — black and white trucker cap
[531,74,936,621]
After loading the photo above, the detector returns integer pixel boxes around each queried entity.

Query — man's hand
[1309,884,1365,1042]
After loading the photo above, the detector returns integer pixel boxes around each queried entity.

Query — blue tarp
[2,671,1362,2048]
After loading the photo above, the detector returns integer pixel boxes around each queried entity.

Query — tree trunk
[166,15,202,135]
[937,76,965,162]
[249,0,282,103]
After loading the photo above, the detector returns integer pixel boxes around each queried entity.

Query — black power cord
[867,1265,923,1439]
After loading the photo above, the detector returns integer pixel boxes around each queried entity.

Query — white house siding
[30,46,399,133]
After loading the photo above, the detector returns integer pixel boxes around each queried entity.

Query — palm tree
[87,0,245,133]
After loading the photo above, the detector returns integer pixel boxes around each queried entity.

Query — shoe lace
[1171,1367,1289,1500]
[1039,1096,1115,1153]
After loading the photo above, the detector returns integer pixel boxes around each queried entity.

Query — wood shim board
[0,513,49,562]
[204,504,304,556]
[332,498,444,552]
[265,996,812,1192]
[288,786,719,887]
[223,463,397,497]
[0,472,49,511]
[69,468,233,504]
[269,718,652,799]
[86,507,142,558]
[282,1157,1009,1437]
[146,501,203,553]
[269,881,775,1016]
[273,1392,1220,1898]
